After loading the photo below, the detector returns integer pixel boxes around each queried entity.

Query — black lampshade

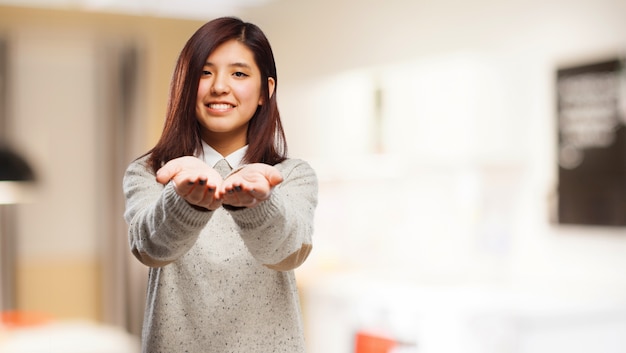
[0,144,35,182]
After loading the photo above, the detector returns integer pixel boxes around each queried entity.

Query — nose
[210,74,229,95]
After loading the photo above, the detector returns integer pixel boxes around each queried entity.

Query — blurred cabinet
[301,273,626,353]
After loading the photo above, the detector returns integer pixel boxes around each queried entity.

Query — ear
[259,77,276,105]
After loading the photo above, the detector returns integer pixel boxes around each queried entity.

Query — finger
[264,169,283,187]
[219,192,238,206]
[220,183,250,199]
[183,184,205,203]
[249,188,271,201]
[156,160,184,184]
[172,180,194,196]
[179,175,218,191]
[221,186,248,202]
[224,193,259,208]
[188,183,220,205]
[225,186,263,205]
[217,179,237,196]
[207,197,222,210]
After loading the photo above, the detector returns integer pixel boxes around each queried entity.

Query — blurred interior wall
[0,5,204,331]
[246,1,626,352]
[95,38,147,335]
[264,0,626,296]
[9,22,104,321]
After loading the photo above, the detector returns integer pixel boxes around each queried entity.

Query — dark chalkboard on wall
[556,59,626,226]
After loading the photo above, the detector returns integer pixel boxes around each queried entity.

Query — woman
[123,17,318,353]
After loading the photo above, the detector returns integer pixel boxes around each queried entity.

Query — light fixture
[0,143,35,205]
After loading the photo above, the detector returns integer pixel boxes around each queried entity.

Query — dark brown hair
[147,17,287,172]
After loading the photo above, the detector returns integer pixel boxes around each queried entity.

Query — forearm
[229,160,318,271]
[124,161,213,267]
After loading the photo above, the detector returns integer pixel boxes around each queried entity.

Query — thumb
[156,161,181,185]
[265,168,283,187]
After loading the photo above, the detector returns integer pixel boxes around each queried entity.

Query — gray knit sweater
[123,154,318,353]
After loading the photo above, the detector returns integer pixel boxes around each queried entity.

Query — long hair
[147,17,287,173]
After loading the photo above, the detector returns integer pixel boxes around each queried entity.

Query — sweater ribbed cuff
[163,182,213,230]
[227,192,283,229]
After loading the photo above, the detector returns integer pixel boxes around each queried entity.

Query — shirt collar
[200,140,247,169]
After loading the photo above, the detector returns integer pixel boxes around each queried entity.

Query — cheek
[235,84,263,105]
[196,81,209,102]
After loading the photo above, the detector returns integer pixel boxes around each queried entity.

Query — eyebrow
[204,61,253,69]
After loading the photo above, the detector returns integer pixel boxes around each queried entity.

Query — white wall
[6,26,105,318]
[11,27,99,261]
[240,0,626,351]
[258,0,626,292]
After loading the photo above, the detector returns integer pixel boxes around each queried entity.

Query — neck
[202,134,246,157]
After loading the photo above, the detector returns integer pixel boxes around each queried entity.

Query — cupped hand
[218,163,283,208]
[156,156,223,210]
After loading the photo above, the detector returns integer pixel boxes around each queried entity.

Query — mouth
[206,103,234,110]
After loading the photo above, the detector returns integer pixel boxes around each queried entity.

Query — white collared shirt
[200,141,247,169]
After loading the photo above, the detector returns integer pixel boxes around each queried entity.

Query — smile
[207,103,234,110]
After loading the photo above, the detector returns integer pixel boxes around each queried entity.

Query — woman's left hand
[218,163,283,208]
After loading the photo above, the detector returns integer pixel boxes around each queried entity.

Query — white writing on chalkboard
[557,70,621,169]
[558,72,619,149]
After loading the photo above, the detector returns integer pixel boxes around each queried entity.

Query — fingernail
[198,179,206,186]
[187,181,195,185]
[234,186,242,192]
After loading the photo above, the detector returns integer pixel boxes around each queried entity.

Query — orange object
[354,331,396,353]
[0,311,53,328]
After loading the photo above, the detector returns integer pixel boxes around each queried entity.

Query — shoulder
[273,158,318,193]
[274,158,316,176]
[125,154,153,175]
[123,154,155,189]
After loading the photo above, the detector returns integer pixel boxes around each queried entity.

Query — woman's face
[195,39,274,151]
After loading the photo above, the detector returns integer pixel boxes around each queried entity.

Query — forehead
[205,39,257,66]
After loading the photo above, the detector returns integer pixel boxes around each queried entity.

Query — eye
[233,71,249,78]
[201,70,212,76]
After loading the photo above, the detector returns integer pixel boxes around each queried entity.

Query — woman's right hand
[156,156,223,211]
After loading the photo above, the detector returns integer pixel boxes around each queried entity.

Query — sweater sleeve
[122,156,214,267]
[226,159,318,271]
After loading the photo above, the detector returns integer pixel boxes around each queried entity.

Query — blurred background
[0,0,626,352]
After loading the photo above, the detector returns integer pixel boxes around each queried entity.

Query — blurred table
[0,312,139,353]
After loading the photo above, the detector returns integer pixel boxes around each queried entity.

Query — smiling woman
[122,17,318,353]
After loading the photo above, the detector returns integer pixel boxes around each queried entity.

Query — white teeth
[208,103,232,110]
